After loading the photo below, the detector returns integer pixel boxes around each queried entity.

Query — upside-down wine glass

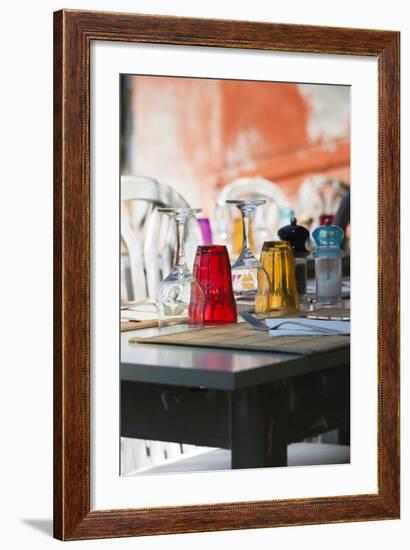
[225,200,270,312]
[156,208,205,329]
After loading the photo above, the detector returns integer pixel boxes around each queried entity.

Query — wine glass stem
[174,218,187,268]
[241,210,253,258]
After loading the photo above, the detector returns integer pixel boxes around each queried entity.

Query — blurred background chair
[213,176,290,258]
[121,175,202,302]
[297,176,350,232]
[126,441,350,475]
[121,175,207,474]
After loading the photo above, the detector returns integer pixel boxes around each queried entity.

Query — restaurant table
[121,325,350,469]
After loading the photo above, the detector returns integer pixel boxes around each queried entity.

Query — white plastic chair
[297,176,350,230]
[121,175,202,301]
[213,177,290,257]
[126,443,350,475]
[121,175,205,474]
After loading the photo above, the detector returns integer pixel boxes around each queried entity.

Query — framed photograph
[54,9,400,540]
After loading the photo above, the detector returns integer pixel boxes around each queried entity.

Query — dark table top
[121,324,350,391]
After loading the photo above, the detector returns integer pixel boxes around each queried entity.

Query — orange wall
[127,76,350,217]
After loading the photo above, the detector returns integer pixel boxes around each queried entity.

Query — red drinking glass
[189,245,237,325]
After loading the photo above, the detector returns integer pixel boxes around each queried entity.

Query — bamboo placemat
[120,319,158,332]
[129,322,350,355]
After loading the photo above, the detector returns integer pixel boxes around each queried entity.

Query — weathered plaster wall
[126,76,350,218]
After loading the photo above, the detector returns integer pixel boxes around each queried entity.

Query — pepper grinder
[312,219,344,306]
[278,217,310,304]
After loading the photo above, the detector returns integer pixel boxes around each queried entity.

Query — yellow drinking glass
[255,241,299,316]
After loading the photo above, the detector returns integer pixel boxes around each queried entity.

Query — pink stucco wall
[127,75,350,218]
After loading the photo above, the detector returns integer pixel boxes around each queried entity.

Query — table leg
[229,381,289,469]
[337,423,350,446]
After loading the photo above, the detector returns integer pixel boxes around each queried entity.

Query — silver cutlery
[239,310,340,334]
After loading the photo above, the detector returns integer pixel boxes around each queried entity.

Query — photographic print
[120,75,351,476]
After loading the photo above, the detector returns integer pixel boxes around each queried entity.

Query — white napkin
[265,318,350,336]
[121,302,158,321]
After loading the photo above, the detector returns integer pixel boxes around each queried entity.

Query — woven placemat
[120,319,158,332]
[129,322,349,355]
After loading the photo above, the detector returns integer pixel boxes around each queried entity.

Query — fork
[239,310,340,334]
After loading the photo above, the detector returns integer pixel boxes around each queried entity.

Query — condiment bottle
[278,217,310,303]
[312,219,344,306]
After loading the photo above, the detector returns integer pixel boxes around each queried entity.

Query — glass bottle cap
[312,220,344,258]
[278,217,310,256]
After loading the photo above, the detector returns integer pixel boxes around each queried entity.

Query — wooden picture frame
[54,9,400,540]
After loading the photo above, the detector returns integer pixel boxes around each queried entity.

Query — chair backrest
[121,175,202,301]
[213,177,289,257]
[297,176,350,230]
